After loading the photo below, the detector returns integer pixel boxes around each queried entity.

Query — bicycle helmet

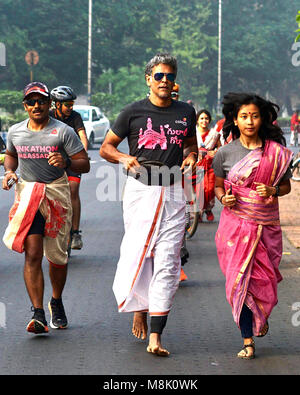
[50,86,77,101]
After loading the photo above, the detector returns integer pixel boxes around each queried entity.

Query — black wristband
[273,185,280,197]
[220,194,225,204]
[64,157,71,169]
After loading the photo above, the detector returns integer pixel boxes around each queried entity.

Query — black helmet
[50,86,76,101]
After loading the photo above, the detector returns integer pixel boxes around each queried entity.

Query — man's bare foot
[147,333,170,357]
[132,312,148,340]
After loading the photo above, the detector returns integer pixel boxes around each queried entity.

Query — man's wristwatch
[273,185,280,197]
[64,157,72,169]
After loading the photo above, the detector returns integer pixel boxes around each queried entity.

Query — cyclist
[50,86,88,250]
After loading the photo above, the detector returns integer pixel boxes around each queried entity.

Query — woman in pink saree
[196,109,220,222]
[213,93,293,359]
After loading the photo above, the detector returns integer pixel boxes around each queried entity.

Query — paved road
[0,141,300,378]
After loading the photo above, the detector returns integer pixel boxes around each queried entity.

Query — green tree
[295,10,300,41]
[0,0,87,92]
[92,0,162,76]
[1,0,298,116]
[159,0,217,107]
[92,0,216,114]
[93,64,148,121]
[207,0,300,113]
[0,90,23,113]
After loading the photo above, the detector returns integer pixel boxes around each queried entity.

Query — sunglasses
[171,92,179,98]
[153,72,176,82]
[62,102,74,108]
[25,98,49,106]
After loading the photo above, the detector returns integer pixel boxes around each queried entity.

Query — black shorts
[27,210,45,236]
[66,168,81,183]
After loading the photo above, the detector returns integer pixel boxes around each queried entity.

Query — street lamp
[217,0,222,115]
[87,0,92,105]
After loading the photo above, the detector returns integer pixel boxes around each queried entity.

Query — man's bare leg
[24,234,44,308]
[69,180,81,231]
[132,312,148,340]
[147,333,170,356]
[49,263,68,299]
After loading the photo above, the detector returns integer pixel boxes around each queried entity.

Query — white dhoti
[113,176,186,316]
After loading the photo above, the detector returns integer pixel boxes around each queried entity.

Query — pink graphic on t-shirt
[138,118,167,150]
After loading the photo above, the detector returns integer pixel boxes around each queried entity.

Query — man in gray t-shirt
[7,117,84,183]
[2,81,90,335]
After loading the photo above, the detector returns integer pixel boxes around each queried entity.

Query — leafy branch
[295,10,300,42]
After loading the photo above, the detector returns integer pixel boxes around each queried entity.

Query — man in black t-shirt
[100,53,198,356]
[50,86,89,250]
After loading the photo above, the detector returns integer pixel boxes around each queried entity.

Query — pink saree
[215,140,293,335]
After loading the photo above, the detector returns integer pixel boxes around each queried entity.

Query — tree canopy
[296,10,300,41]
[0,0,299,117]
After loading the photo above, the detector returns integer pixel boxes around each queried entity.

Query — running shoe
[26,307,49,334]
[206,210,214,222]
[71,230,83,250]
[180,268,188,282]
[48,298,68,329]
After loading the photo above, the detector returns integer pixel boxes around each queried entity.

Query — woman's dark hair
[196,109,212,123]
[222,92,286,146]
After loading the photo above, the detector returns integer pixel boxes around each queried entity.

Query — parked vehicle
[291,152,300,181]
[73,105,110,149]
[0,132,6,153]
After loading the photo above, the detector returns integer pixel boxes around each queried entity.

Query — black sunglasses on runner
[153,72,176,82]
[24,98,49,106]
[171,92,179,98]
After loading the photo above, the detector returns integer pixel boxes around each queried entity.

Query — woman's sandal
[237,341,255,360]
[257,321,269,338]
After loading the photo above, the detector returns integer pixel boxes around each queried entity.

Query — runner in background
[196,109,220,222]
[211,117,230,146]
[171,82,180,101]
[171,83,188,282]
[290,109,300,147]
[50,86,89,250]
